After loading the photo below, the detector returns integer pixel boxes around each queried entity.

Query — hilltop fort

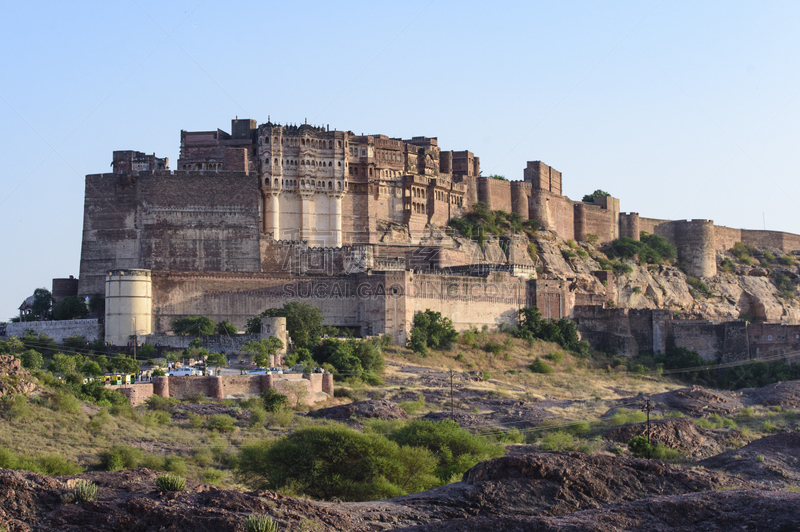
[10,117,800,361]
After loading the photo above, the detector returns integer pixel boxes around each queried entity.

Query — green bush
[206,414,237,433]
[387,419,505,483]
[408,310,459,355]
[483,342,503,355]
[261,389,290,413]
[172,316,215,336]
[540,431,577,451]
[200,468,225,485]
[164,455,188,476]
[530,358,554,374]
[243,515,278,532]
[627,435,653,458]
[249,406,267,428]
[546,351,564,364]
[237,425,439,501]
[399,395,426,414]
[155,474,186,492]
[68,480,99,503]
[101,445,143,471]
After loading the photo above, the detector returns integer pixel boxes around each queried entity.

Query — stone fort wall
[5,319,103,343]
[78,171,262,297]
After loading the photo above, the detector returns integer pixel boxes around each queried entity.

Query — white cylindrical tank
[105,269,152,345]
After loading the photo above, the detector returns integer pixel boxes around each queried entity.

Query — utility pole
[450,369,455,422]
[132,316,137,361]
[642,398,653,457]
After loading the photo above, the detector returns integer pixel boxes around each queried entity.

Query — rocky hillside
[532,231,800,322]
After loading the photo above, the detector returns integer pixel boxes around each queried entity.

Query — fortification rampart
[112,373,333,406]
[5,319,103,343]
[78,171,262,297]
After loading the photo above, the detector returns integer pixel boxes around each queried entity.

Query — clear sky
[2,1,800,321]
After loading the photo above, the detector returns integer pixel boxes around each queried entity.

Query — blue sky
[2,1,800,320]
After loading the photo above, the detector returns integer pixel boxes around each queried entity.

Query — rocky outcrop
[310,399,410,421]
[0,355,36,399]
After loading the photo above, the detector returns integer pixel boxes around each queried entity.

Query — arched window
[301,180,305,187]
[328,181,332,189]
[329,161,332,167]
[274,178,279,187]
[274,158,278,165]
[301,160,305,166]
[337,181,341,190]
[338,162,341,167]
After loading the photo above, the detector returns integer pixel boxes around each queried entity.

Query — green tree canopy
[246,302,332,349]
[52,296,89,321]
[407,310,458,355]
[171,316,215,336]
[31,288,53,320]
[216,319,237,335]
[236,424,440,501]
[206,351,227,369]
[582,189,611,203]
[242,336,284,367]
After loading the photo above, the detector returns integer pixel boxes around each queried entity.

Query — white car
[168,367,198,377]
[247,368,268,375]
[268,367,284,374]
[283,364,305,374]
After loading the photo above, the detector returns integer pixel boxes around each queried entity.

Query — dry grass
[383,331,681,404]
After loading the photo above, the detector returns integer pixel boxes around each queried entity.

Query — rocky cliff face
[531,233,800,322]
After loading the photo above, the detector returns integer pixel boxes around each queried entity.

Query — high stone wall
[79,171,261,297]
[5,319,103,343]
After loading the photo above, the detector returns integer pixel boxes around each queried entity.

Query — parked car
[247,368,268,375]
[268,367,284,374]
[283,364,306,374]
[168,367,198,377]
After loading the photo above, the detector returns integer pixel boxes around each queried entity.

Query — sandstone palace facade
[76,118,800,346]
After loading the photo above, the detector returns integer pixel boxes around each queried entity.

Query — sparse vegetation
[155,474,186,492]
[68,480,98,503]
[244,515,279,532]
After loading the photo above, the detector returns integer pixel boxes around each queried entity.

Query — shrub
[145,395,176,413]
[540,431,577,451]
[164,456,188,476]
[206,414,237,433]
[458,329,477,347]
[67,480,99,504]
[267,406,294,428]
[20,349,43,370]
[483,342,503,355]
[243,515,279,532]
[399,395,426,414]
[408,310,459,354]
[237,425,440,501]
[546,351,564,365]
[627,435,653,458]
[155,474,186,492]
[172,316,215,336]
[387,419,505,483]
[755,454,765,463]
[141,410,171,427]
[530,358,554,374]
[3,394,32,420]
[200,468,225,485]
[187,412,204,428]
[101,445,142,471]
[249,406,267,428]
[687,277,712,297]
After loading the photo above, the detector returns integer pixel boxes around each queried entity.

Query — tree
[31,288,52,320]
[246,302,331,349]
[20,349,43,370]
[216,319,238,335]
[407,310,458,355]
[582,189,610,203]
[242,336,284,367]
[52,296,88,321]
[110,354,140,374]
[236,424,440,501]
[171,316,215,336]
[50,352,80,375]
[206,352,227,370]
[88,293,105,315]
